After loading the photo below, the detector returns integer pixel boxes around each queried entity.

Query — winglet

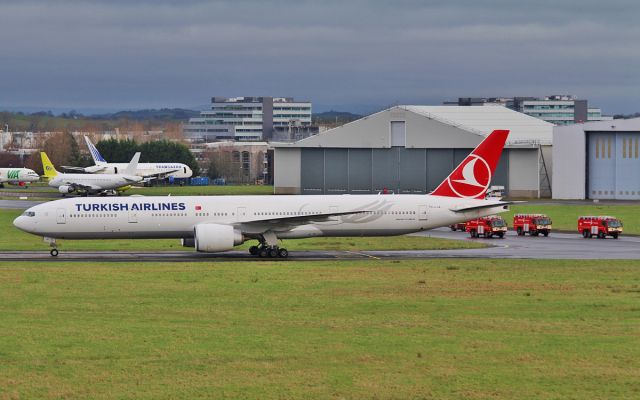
[431,130,509,199]
[84,136,107,165]
[123,152,141,175]
[40,152,59,178]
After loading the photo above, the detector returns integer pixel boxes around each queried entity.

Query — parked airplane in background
[41,151,143,196]
[61,136,193,179]
[16,130,511,258]
[0,167,40,187]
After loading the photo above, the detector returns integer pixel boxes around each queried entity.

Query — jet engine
[194,223,244,253]
[58,185,75,194]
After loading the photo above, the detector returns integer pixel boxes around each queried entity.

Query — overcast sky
[0,0,638,114]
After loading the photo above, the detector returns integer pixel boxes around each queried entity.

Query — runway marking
[344,250,381,260]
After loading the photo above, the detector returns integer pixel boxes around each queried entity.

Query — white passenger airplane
[15,130,511,258]
[0,167,40,187]
[61,136,193,179]
[41,151,143,196]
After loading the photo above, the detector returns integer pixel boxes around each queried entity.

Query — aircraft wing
[236,210,367,233]
[141,169,181,180]
[61,166,88,172]
[449,201,515,213]
[62,181,102,191]
[61,165,107,173]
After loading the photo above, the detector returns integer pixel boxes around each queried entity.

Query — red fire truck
[465,216,508,238]
[513,214,552,237]
[449,223,466,231]
[578,216,623,239]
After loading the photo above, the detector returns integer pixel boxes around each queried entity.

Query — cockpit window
[22,211,36,217]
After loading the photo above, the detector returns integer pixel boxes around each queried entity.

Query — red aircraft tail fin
[430,129,509,199]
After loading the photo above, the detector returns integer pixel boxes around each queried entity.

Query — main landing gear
[248,231,289,258]
[249,245,289,258]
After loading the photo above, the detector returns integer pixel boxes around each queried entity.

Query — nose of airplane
[13,215,27,232]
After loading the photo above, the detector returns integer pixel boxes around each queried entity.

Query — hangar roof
[275,105,553,148]
[555,117,640,132]
[401,105,553,144]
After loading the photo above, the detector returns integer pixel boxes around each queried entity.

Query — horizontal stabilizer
[449,201,516,213]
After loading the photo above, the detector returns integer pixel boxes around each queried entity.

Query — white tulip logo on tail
[447,154,491,198]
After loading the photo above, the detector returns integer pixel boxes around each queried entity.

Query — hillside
[0,108,198,132]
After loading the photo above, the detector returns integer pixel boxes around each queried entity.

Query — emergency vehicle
[449,222,466,231]
[513,214,552,237]
[465,216,507,238]
[578,216,623,239]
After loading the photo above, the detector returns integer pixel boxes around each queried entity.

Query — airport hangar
[553,117,640,200]
[273,106,553,198]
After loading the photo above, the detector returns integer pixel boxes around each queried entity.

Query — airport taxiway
[1,228,639,262]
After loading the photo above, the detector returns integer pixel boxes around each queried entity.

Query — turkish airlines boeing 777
[14,130,511,258]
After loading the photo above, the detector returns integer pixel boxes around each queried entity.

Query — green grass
[507,204,640,234]
[0,209,483,252]
[0,259,638,399]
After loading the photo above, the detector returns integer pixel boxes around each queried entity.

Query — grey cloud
[0,0,638,113]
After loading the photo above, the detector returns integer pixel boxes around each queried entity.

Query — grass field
[0,209,484,252]
[507,204,640,234]
[0,259,638,399]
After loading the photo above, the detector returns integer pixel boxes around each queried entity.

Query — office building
[445,95,611,125]
[184,96,316,142]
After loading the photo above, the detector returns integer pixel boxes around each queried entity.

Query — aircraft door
[418,205,428,221]
[128,211,138,223]
[56,208,66,224]
[236,207,246,221]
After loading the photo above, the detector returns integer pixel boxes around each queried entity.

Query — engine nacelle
[194,223,244,253]
[58,185,75,194]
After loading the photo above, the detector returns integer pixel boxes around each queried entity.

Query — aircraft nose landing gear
[44,237,58,257]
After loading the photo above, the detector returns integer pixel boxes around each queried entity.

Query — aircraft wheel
[249,245,259,256]
[258,248,269,258]
[268,248,279,258]
[50,249,59,257]
[278,248,289,258]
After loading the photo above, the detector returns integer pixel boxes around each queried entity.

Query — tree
[42,132,87,168]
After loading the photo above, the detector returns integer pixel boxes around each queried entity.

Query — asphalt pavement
[1,228,639,261]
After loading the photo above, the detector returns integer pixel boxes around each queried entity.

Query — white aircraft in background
[15,130,511,258]
[61,136,192,179]
[0,167,40,187]
[41,151,143,196]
